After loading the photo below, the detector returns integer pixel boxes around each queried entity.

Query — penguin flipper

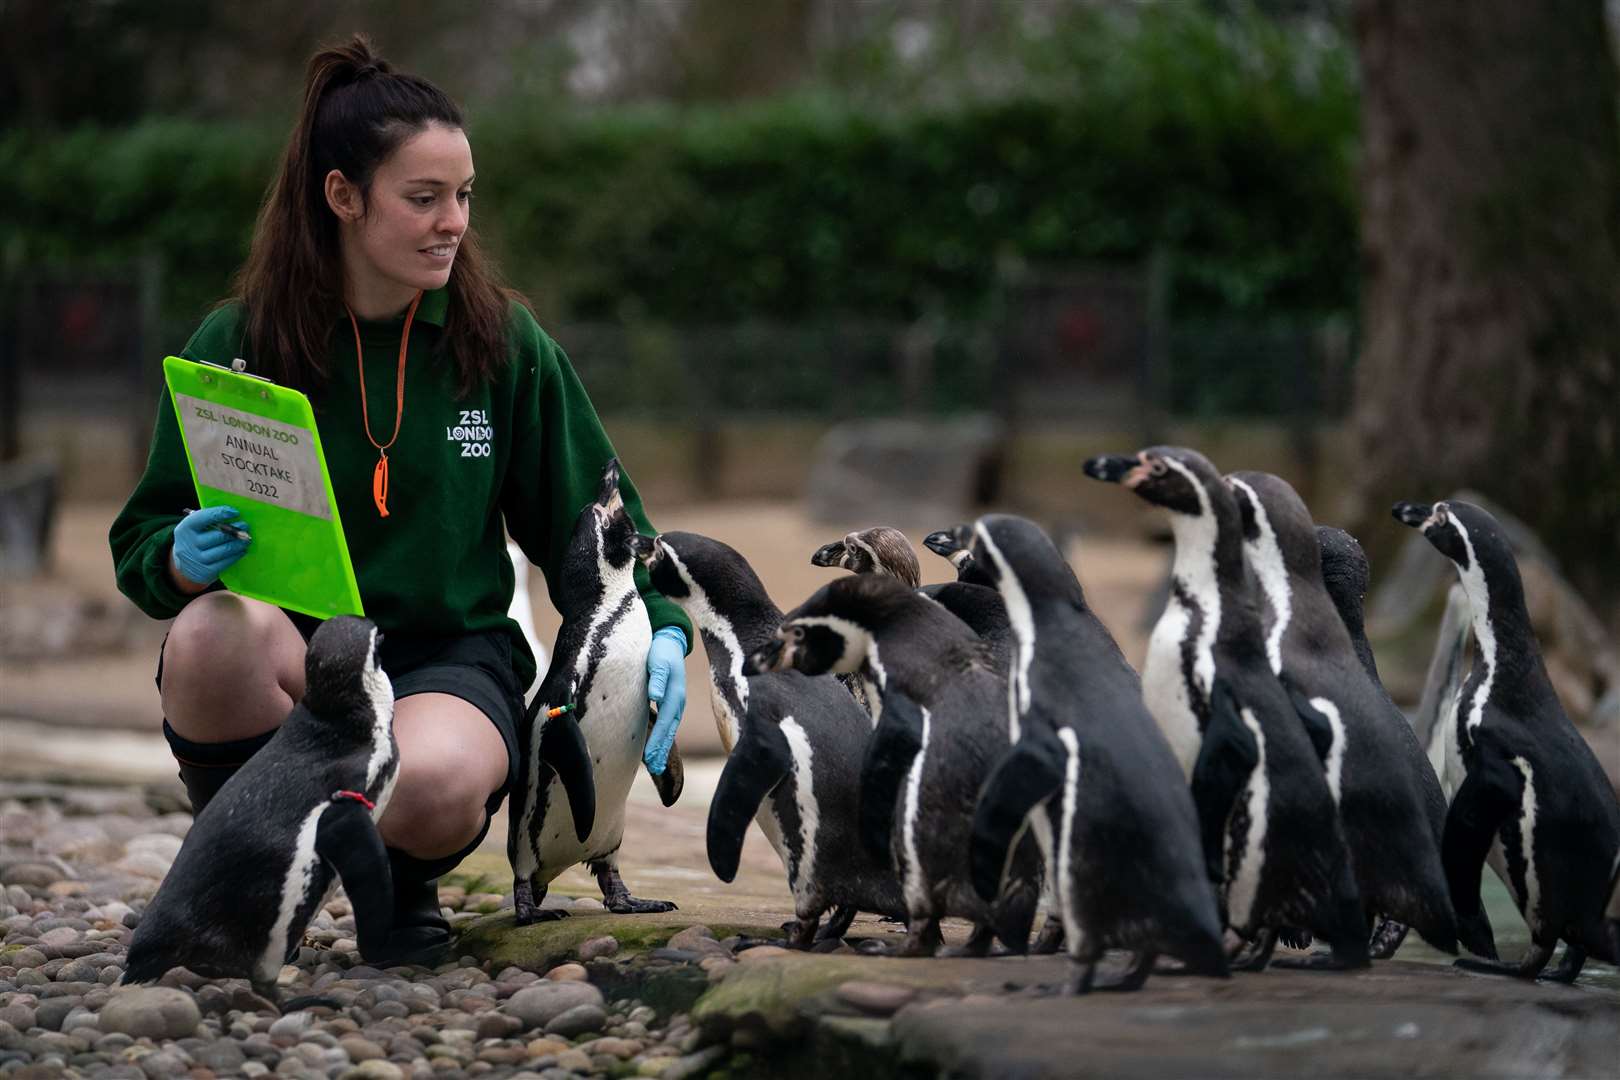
[1286,685,1335,765]
[1191,680,1260,885]
[539,715,596,844]
[859,688,927,862]
[969,731,1064,904]
[315,797,394,960]
[1443,751,1520,960]
[707,721,792,883]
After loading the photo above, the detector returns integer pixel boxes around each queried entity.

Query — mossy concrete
[454,908,785,975]
[687,954,1620,1080]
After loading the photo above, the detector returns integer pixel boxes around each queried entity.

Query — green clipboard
[163,355,364,620]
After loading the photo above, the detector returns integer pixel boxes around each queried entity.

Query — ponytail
[228,33,522,395]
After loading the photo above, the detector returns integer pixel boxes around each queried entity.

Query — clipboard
[163,355,364,619]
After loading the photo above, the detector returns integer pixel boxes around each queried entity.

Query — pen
[182,508,253,543]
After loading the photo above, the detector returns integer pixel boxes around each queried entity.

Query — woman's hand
[644,626,688,775]
[170,506,252,593]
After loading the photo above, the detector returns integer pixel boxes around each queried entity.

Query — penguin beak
[595,458,624,511]
[1082,454,1140,485]
[922,529,959,559]
[742,636,787,676]
[1391,501,1433,529]
[810,540,846,568]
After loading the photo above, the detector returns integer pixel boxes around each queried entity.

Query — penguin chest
[544,612,652,866]
[1144,597,1204,777]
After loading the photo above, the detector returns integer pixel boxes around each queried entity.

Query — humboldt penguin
[125,617,399,1000]
[637,530,905,946]
[1318,525,1471,797]
[1083,447,1368,970]
[963,515,1229,991]
[1393,498,1620,979]
[508,459,673,923]
[745,574,1042,956]
[1228,473,1456,960]
[811,526,922,586]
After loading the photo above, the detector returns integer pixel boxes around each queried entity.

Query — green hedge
[1,7,1359,335]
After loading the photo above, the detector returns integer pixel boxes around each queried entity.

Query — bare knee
[161,593,305,742]
[380,696,507,859]
[380,756,493,858]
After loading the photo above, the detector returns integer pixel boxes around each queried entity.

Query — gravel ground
[0,781,737,1080]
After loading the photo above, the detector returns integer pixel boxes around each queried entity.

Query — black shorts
[157,615,523,814]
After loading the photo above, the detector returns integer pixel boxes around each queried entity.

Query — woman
[108,35,692,964]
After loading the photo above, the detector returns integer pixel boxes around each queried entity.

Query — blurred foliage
[2,4,1359,416]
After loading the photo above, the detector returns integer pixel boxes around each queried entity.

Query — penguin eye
[790,625,806,642]
[1149,460,1168,478]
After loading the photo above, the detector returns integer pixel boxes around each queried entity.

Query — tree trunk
[1351,0,1620,618]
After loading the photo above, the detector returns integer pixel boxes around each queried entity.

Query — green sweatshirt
[109,287,691,689]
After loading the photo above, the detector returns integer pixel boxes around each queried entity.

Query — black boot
[164,721,278,816]
[364,816,492,968]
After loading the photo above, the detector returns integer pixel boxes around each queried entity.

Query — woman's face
[337,121,474,316]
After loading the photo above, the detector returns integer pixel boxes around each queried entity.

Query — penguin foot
[1276,927,1313,951]
[1229,930,1277,972]
[1455,943,1554,980]
[595,865,677,914]
[808,938,848,954]
[1069,951,1156,995]
[1368,917,1409,960]
[605,895,678,915]
[1540,945,1586,984]
[1030,916,1066,955]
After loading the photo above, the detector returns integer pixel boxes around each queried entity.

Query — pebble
[0,786,738,1080]
[665,926,730,959]
[837,980,918,1015]
[541,963,588,983]
[502,982,604,1030]
[544,1003,607,1038]
[99,987,202,1040]
[578,936,619,961]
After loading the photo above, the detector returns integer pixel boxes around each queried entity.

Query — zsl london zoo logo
[448,409,494,458]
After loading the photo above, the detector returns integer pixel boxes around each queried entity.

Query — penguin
[636,530,907,947]
[810,527,921,586]
[812,526,1013,670]
[1083,448,1369,970]
[1227,473,1457,960]
[1392,498,1620,979]
[507,458,674,923]
[124,616,400,1001]
[744,574,1042,956]
[1319,525,1473,797]
[962,515,1229,992]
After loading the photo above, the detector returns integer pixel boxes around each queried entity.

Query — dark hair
[229,33,524,394]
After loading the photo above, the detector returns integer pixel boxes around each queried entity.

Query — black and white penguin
[962,515,1229,992]
[508,459,674,923]
[1317,525,1471,803]
[1083,448,1369,970]
[1227,473,1456,960]
[637,530,906,946]
[810,527,921,587]
[745,574,1042,956]
[125,617,399,999]
[1393,498,1620,979]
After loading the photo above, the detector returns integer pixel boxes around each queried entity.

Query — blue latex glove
[644,625,688,775]
[171,506,252,587]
